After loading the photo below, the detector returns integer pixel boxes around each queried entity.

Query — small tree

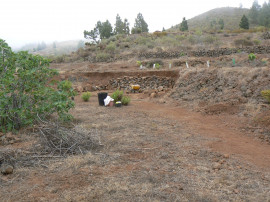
[84,20,114,43]
[249,0,261,24]
[123,18,130,35]
[239,15,249,29]
[84,27,99,44]
[97,20,114,39]
[114,14,125,35]
[0,39,76,132]
[218,19,225,30]
[133,13,149,33]
[180,17,188,31]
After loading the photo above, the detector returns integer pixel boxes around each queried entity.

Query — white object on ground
[104,96,114,106]
[207,60,210,68]
[169,63,171,69]
[153,64,155,69]
[186,62,189,68]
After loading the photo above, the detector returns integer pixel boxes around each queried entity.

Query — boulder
[1,164,13,175]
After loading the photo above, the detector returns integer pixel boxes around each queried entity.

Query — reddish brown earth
[1,92,269,201]
[1,57,270,201]
[134,100,270,170]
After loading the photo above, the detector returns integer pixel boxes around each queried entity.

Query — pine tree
[239,15,249,29]
[180,17,188,31]
[114,14,125,34]
[133,13,149,33]
[218,19,224,30]
[123,18,130,35]
[249,0,261,24]
[99,20,113,39]
[258,1,270,27]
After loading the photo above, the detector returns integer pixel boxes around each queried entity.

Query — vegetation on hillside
[176,7,250,31]
[84,13,148,44]
[239,15,250,29]
[249,0,270,27]
[51,4,270,63]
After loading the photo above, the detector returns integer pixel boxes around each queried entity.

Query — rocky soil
[0,94,270,201]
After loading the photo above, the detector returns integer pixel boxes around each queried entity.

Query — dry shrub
[234,39,253,47]
[152,31,167,37]
[261,90,270,103]
[37,121,102,156]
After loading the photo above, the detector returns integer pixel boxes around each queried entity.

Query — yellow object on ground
[131,84,140,90]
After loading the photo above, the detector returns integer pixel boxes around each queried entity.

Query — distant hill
[172,7,250,31]
[18,40,85,56]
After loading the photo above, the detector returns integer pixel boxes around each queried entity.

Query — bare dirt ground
[1,92,270,201]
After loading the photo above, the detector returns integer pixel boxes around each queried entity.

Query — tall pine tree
[249,0,261,24]
[114,14,125,34]
[180,17,188,31]
[132,13,149,34]
[239,15,249,29]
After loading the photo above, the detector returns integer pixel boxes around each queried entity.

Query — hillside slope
[172,7,249,31]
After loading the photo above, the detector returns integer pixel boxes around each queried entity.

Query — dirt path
[1,95,270,201]
[133,100,270,170]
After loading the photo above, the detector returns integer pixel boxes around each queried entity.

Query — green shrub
[136,61,142,66]
[81,92,91,102]
[253,39,261,45]
[261,90,270,103]
[105,42,116,54]
[111,89,123,102]
[155,63,161,69]
[96,52,110,62]
[248,53,256,61]
[146,60,164,68]
[121,96,131,105]
[204,35,217,44]
[0,39,76,132]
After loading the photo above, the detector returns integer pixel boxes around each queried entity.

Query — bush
[155,63,161,69]
[136,61,142,66]
[261,90,270,103]
[146,60,164,68]
[0,39,76,132]
[253,39,261,45]
[248,53,256,61]
[111,89,123,102]
[96,52,110,62]
[121,96,131,105]
[152,31,167,37]
[204,35,218,44]
[234,39,253,47]
[81,92,91,102]
[105,42,116,54]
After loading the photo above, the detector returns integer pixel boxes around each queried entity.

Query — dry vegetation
[1,13,270,201]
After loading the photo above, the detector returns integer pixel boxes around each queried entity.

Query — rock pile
[262,32,270,40]
[109,76,175,90]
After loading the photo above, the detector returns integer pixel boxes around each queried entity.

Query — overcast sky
[0,0,266,49]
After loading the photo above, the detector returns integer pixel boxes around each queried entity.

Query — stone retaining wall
[191,46,270,57]
[138,46,270,59]
[109,76,175,91]
[89,46,270,63]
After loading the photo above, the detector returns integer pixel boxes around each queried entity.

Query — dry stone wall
[89,46,270,63]
[109,76,175,91]
[191,46,270,57]
[138,46,270,59]
[170,67,270,105]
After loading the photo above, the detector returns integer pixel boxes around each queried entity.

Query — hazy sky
[0,0,265,48]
